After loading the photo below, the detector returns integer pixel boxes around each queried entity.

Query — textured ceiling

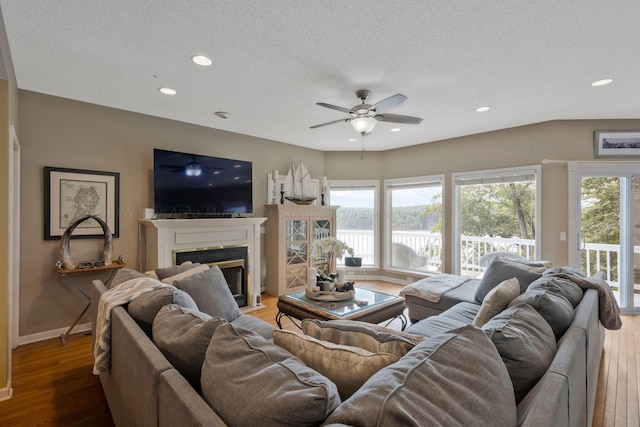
[1,1,639,151]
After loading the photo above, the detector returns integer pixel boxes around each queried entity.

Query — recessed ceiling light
[476,106,491,112]
[214,111,230,119]
[348,138,357,142]
[192,55,213,66]
[390,128,401,132]
[159,87,176,95]
[591,78,613,87]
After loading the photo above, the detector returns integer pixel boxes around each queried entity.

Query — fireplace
[174,246,249,307]
[140,217,266,309]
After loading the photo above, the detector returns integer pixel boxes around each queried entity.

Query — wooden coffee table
[276,287,407,330]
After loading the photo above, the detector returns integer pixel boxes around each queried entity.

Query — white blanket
[93,277,172,375]
[400,274,471,303]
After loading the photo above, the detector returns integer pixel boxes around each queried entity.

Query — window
[328,180,379,267]
[453,166,541,275]
[385,175,444,273]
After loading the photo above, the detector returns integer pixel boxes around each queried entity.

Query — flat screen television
[153,148,253,218]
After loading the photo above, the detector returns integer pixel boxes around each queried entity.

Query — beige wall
[16,89,640,339]
[325,119,640,275]
[17,90,325,337]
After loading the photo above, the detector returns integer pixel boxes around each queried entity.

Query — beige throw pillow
[472,277,520,327]
[273,329,398,400]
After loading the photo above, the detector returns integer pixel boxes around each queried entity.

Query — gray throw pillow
[127,287,198,336]
[174,265,241,321]
[508,289,574,340]
[527,276,583,307]
[324,325,516,427]
[109,267,148,288]
[475,259,542,303]
[201,323,341,427]
[155,262,202,280]
[152,304,227,391]
[482,303,557,402]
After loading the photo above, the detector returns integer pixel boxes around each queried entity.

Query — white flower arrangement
[311,236,354,259]
[311,236,354,274]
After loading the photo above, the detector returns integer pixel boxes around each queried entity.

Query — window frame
[452,165,541,274]
[327,179,380,268]
[384,174,445,274]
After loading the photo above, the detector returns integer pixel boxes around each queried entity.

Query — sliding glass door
[570,162,640,313]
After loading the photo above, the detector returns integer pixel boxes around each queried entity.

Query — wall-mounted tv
[153,148,253,218]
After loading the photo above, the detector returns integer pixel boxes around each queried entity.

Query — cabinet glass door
[286,220,308,289]
[312,219,331,275]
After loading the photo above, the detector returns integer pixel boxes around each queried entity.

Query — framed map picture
[44,167,120,240]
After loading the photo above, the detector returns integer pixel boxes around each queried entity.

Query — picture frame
[44,166,120,240]
[594,130,640,158]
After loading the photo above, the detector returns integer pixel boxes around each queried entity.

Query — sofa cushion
[160,263,209,285]
[323,325,516,426]
[201,323,341,427]
[404,310,468,339]
[230,313,276,340]
[475,258,542,303]
[152,304,227,390]
[174,265,241,321]
[473,277,520,327]
[528,276,583,307]
[301,319,423,358]
[482,303,557,402]
[155,262,203,280]
[274,329,398,399]
[109,267,148,288]
[508,289,575,340]
[127,287,198,336]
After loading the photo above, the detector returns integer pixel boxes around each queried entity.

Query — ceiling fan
[310,90,423,135]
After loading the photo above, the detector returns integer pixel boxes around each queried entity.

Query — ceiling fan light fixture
[351,117,377,134]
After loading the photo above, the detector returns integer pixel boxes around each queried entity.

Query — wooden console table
[56,261,126,345]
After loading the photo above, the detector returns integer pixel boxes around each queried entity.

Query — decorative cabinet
[264,204,338,295]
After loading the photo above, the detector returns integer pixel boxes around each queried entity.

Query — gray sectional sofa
[90,261,613,427]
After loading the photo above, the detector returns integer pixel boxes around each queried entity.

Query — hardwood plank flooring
[0,281,637,426]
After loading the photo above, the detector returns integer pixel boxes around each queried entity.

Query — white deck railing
[337,230,638,290]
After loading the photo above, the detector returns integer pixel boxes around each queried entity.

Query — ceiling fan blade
[373,94,407,112]
[316,102,352,114]
[375,113,423,124]
[310,118,350,129]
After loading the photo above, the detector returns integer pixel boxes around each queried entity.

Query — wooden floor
[0,281,637,426]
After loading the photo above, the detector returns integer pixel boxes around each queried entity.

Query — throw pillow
[155,262,202,280]
[527,276,583,307]
[109,267,148,288]
[482,303,557,402]
[273,329,398,400]
[127,287,198,336]
[174,265,241,321]
[508,289,574,340]
[323,325,516,426]
[152,304,227,391]
[472,277,520,327]
[475,259,542,303]
[160,263,209,285]
[301,319,423,358]
[201,324,341,427]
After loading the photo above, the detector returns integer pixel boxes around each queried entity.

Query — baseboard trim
[0,385,13,402]
[18,322,92,346]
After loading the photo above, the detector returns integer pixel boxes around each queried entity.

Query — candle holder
[280,191,285,204]
[272,176,278,204]
[321,193,325,206]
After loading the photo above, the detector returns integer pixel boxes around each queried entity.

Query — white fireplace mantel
[139,218,266,308]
